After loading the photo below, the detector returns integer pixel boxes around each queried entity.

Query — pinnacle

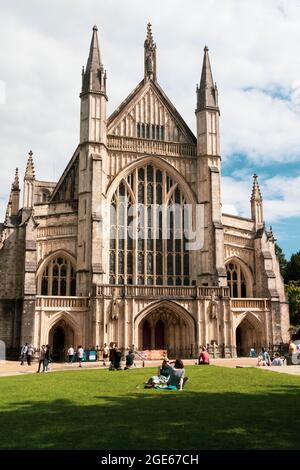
[25,150,35,180]
[12,168,20,191]
[251,173,262,201]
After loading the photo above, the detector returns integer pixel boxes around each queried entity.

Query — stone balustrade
[34,293,269,311]
[231,298,270,310]
[36,296,89,310]
[107,135,196,157]
[95,284,230,299]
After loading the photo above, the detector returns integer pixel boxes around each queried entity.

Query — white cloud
[1,0,300,223]
[222,174,300,223]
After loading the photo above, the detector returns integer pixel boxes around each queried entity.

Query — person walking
[67,346,74,363]
[43,345,50,372]
[77,345,84,367]
[26,344,35,366]
[102,343,109,367]
[37,345,45,373]
[20,343,28,365]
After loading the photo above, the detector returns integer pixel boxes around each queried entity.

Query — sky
[0,0,300,258]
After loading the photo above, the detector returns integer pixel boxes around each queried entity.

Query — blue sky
[0,0,300,259]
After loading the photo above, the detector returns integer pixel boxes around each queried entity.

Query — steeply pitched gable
[107,79,196,144]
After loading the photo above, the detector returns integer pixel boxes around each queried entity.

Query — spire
[25,150,35,180]
[81,25,106,95]
[196,46,219,112]
[144,22,157,82]
[251,174,262,202]
[12,168,20,191]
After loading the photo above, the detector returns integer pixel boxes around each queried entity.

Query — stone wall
[0,227,25,353]
[0,227,25,299]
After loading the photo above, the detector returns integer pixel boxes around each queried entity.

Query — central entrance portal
[138,302,195,358]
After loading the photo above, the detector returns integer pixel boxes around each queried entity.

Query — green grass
[0,365,300,450]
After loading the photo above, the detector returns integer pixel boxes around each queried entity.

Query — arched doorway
[138,302,196,358]
[235,314,263,357]
[49,319,74,362]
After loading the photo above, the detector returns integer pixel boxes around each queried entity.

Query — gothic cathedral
[0,25,289,359]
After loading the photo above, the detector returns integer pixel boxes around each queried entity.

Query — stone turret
[195,46,225,286]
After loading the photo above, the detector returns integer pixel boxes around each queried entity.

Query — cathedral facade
[0,25,290,359]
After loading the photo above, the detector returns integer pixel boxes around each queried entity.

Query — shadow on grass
[1,385,300,450]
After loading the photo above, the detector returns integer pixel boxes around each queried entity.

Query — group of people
[256,339,300,367]
[107,343,136,370]
[20,343,36,366]
[36,345,51,373]
[20,343,51,372]
[67,346,84,366]
[145,358,187,390]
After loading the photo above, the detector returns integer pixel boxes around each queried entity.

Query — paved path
[1,357,299,378]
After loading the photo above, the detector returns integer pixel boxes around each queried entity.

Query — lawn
[0,365,300,450]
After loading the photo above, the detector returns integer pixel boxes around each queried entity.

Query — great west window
[109,164,190,285]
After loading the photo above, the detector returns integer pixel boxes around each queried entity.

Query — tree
[275,243,287,278]
[285,281,300,326]
[285,251,300,283]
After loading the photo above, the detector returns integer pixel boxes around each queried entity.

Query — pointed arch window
[39,256,76,296]
[226,262,248,298]
[109,164,190,285]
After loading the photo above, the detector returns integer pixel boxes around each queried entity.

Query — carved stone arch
[36,250,77,296]
[47,310,81,337]
[225,256,254,297]
[135,300,196,353]
[234,311,263,331]
[234,311,264,357]
[105,155,197,205]
[37,250,77,276]
[47,311,82,360]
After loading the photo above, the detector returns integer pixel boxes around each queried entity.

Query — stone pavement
[0,357,299,378]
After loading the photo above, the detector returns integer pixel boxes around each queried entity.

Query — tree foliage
[285,251,300,283]
[275,243,287,278]
[285,281,300,326]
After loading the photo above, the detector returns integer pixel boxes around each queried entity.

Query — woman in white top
[77,345,84,367]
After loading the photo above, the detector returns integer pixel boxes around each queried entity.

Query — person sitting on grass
[124,350,136,370]
[144,359,172,387]
[257,347,271,367]
[154,359,188,391]
[198,346,210,365]
[271,352,283,366]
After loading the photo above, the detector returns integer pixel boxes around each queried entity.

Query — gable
[107,79,196,144]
